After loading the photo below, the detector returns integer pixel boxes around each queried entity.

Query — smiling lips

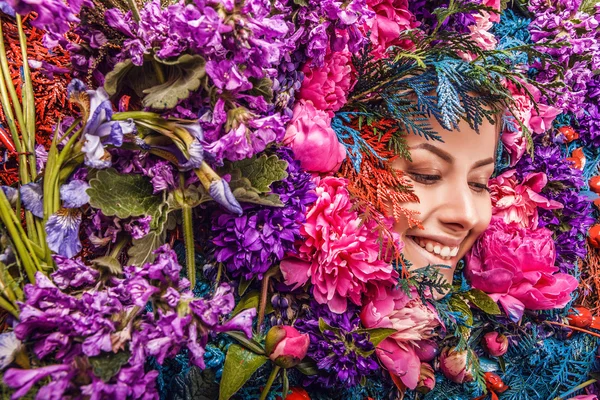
[409,236,460,260]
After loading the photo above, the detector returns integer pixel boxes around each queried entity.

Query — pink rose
[416,363,436,394]
[265,325,310,368]
[281,177,399,313]
[299,51,355,112]
[482,332,508,357]
[490,170,563,229]
[360,286,439,389]
[459,12,497,61]
[466,219,578,322]
[364,0,419,58]
[284,100,346,173]
[439,348,476,384]
[482,0,501,22]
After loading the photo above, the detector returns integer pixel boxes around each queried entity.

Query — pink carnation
[284,100,346,173]
[482,0,501,22]
[465,219,578,322]
[459,12,497,61]
[299,51,355,112]
[360,286,439,389]
[363,0,419,58]
[280,177,399,314]
[490,170,563,229]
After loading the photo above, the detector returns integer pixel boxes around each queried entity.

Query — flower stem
[180,174,196,287]
[259,365,280,400]
[257,266,278,335]
[554,378,597,400]
[546,321,600,338]
[126,0,142,21]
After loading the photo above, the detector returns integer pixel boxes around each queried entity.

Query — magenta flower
[299,51,355,112]
[466,219,578,321]
[363,0,419,58]
[360,286,439,389]
[482,332,509,357]
[490,170,563,229]
[284,100,346,173]
[280,177,398,314]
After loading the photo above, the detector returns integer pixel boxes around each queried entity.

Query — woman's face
[392,116,497,287]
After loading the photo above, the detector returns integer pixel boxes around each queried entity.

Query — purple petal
[20,183,43,218]
[60,180,90,208]
[45,208,82,258]
[209,179,243,216]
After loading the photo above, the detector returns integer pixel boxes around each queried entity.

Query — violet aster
[295,301,379,389]
[210,147,316,280]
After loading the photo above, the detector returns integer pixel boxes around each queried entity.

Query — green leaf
[225,331,265,355]
[318,318,340,335]
[232,154,288,193]
[295,359,318,375]
[87,169,164,229]
[142,55,206,110]
[462,289,501,315]
[170,367,220,400]
[238,277,253,296]
[166,184,212,211]
[91,256,122,275]
[127,229,167,266]
[104,59,134,96]
[362,327,398,347]
[249,77,274,102]
[232,290,259,317]
[449,296,474,326]
[227,169,283,207]
[89,351,131,382]
[219,344,268,400]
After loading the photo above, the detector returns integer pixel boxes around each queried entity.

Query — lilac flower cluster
[210,147,317,280]
[4,246,254,399]
[528,0,600,146]
[409,0,478,34]
[515,136,594,272]
[295,301,379,389]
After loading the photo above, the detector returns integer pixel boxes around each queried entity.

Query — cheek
[392,186,428,236]
[459,196,492,257]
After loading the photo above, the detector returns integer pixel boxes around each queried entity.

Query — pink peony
[500,127,527,167]
[284,100,346,173]
[360,286,439,389]
[265,325,310,368]
[280,177,399,314]
[482,0,502,22]
[481,332,508,357]
[363,0,419,58]
[465,219,578,322]
[469,12,497,51]
[489,170,563,229]
[299,51,355,112]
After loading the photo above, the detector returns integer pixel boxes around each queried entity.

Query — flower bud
[439,347,476,384]
[482,332,509,357]
[416,363,436,394]
[414,339,439,362]
[265,325,310,369]
[567,306,593,328]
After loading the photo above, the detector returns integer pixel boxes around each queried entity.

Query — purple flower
[143,159,177,193]
[126,277,159,307]
[104,8,135,37]
[4,364,73,399]
[124,216,152,240]
[0,332,21,370]
[143,244,181,283]
[295,301,379,388]
[215,308,256,339]
[1,186,18,205]
[209,179,243,216]
[60,179,90,208]
[45,208,82,258]
[82,329,112,357]
[20,182,43,218]
[206,60,252,92]
[51,256,99,289]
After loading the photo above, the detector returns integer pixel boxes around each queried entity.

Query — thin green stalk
[126,0,141,21]
[555,379,597,400]
[0,21,26,142]
[16,15,37,179]
[258,366,280,400]
[180,174,196,287]
[110,235,129,259]
[0,295,19,318]
[0,198,36,282]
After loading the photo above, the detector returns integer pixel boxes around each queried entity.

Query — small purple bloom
[60,179,90,208]
[216,308,256,339]
[51,256,98,290]
[206,60,252,92]
[0,332,21,370]
[20,182,43,218]
[126,277,159,308]
[124,216,152,240]
[4,364,73,399]
[1,186,18,205]
[144,244,181,283]
[82,330,113,357]
[208,179,243,216]
[45,208,82,258]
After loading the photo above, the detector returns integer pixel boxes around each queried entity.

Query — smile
[407,236,459,261]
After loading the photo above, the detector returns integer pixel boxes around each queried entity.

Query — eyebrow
[410,143,495,169]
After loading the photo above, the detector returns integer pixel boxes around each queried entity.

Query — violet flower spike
[4,364,72,399]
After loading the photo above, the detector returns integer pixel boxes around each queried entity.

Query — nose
[438,182,480,232]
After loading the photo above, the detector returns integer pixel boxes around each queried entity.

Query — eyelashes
[407,173,491,193]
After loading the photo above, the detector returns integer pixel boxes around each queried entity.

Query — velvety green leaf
[363,328,398,347]
[170,366,220,400]
[142,55,206,110]
[248,77,274,102]
[232,290,259,316]
[87,169,164,229]
[462,289,501,315]
[127,229,167,266]
[104,59,134,96]
[89,351,131,382]
[232,154,288,193]
[91,256,122,275]
[166,184,212,210]
[219,344,268,400]
[295,360,318,375]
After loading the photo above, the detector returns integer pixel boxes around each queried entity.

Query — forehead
[404,115,498,161]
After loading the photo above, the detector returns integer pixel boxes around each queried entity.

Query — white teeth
[411,236,459,260]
